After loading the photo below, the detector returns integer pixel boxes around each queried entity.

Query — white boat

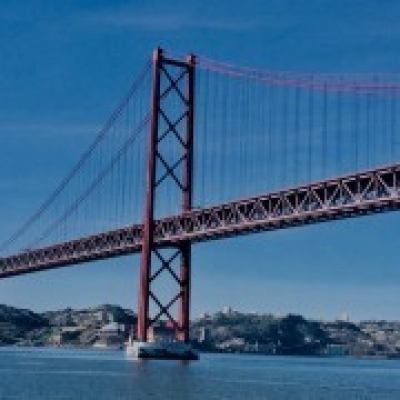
[126,337,199,360]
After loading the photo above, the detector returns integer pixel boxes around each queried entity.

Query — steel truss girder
[1,164,400,279]
[0,224,143,278]
[154,164,400,244]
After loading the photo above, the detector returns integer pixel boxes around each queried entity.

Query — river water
[0,347,399,399]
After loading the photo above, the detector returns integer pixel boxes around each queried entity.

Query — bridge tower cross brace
[137,48,195,343]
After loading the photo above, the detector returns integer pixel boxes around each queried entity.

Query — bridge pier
[136,48,196,353]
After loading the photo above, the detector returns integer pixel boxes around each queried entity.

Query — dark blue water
[0,347,399,399]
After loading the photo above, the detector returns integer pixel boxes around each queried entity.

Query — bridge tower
[137,48,195,344]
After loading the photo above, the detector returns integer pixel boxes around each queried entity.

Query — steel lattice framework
[1,162,400,279]
[137,48,195,342]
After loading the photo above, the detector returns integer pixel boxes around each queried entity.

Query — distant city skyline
[0,1,399,321]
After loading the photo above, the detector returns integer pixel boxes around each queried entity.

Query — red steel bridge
[1,48,400,343]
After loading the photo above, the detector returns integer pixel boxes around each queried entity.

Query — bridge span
[1,162,399,279]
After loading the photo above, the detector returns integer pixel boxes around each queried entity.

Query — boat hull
[126,341,199,361]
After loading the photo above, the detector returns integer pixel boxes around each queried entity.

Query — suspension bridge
[0,48,400,344]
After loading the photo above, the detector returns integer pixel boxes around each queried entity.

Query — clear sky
[0,0,400,321]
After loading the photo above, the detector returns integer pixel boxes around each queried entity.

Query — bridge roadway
[1,163,400,278]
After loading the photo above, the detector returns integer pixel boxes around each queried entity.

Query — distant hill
[0,304,136,347]
[0,304,49,329]
[0,304,49,345]
[42,304,136,327]
[0,304,399,358]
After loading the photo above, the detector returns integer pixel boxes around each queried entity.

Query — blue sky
[0,0,400,321]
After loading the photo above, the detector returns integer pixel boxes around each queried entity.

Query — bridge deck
[1,163,399,278]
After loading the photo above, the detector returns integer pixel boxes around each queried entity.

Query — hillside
[0,304,135,347]
[0,304,399,358]
[0,305,49,345]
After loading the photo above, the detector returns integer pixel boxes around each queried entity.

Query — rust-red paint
[137,49,196,343]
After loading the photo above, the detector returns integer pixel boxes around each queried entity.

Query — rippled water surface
[0,347,399,399]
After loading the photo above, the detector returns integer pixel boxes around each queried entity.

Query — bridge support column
[137,48,195,345]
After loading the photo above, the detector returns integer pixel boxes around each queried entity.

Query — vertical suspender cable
[323,82,328,179]
[295,85,300,185]
[282,84,288,187]
[308,76,314,182]
[355,85,360,170]
[268,82,274,191]
[390,88,396,163]
[336,83,342,174]
[366,91,371,168]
